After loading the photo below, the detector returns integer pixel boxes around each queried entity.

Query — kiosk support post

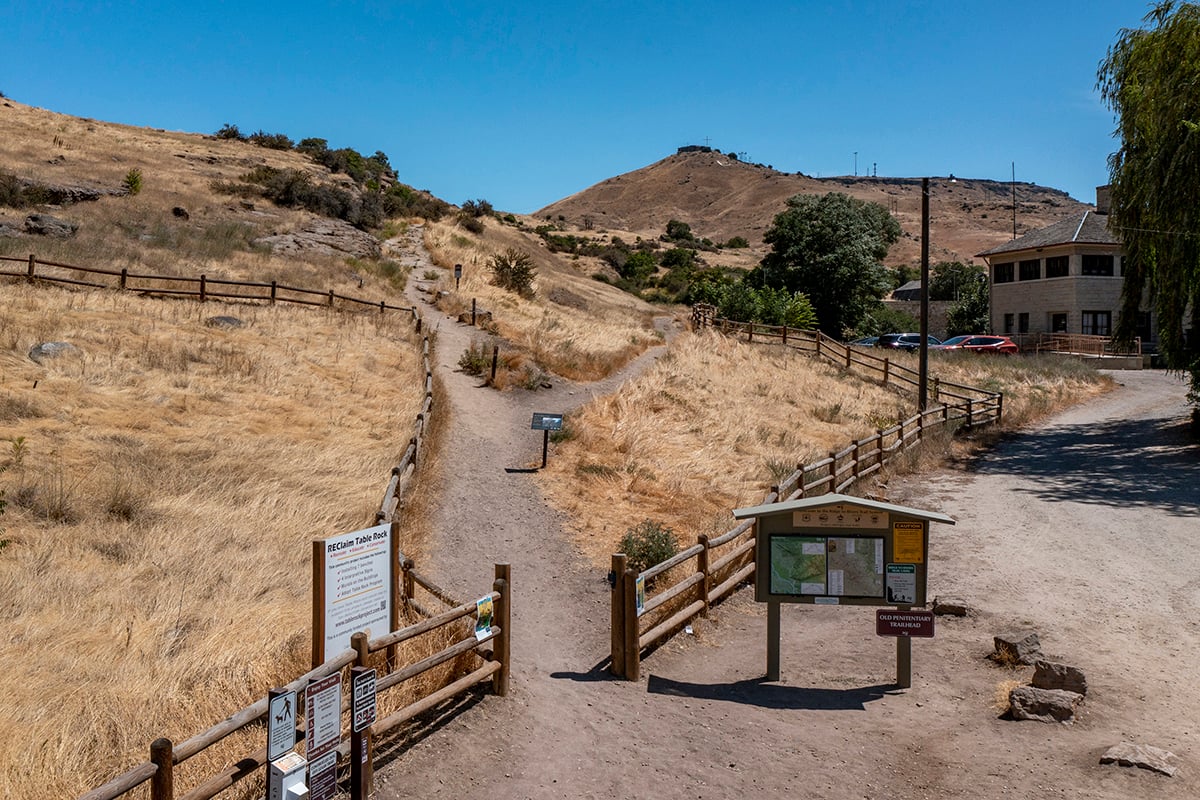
[897,622,912,689]
[767,600,781,681]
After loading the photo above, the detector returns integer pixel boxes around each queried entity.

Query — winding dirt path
[376,228,1200,799]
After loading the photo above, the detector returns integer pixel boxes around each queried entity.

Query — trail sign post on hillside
[531,412,563,469]
[733,493,954,687]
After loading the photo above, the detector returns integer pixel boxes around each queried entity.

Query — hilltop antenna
[1011,161,1017,239]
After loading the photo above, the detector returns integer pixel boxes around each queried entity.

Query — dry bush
[423,219,661,381]
[0,283,427,799]
[991,678,1028,715]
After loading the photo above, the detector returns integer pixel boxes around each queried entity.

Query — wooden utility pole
[919,177,930,412]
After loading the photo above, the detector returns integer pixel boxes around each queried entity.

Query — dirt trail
[376,228,1200,799]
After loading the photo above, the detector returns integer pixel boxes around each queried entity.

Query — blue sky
[3,1,1152,213]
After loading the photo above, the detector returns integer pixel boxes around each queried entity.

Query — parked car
[849,335,878,347]
[931,335,1019,354]
[876,333,942,351]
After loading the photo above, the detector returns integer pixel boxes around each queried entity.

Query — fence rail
[0,253,414,315]
[609,305,1005,678]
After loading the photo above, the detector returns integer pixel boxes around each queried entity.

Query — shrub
[122,168,143,196]
[458,213,485,234]
[619,520,679,582]
[490,248,536,296]
[214,123,246,140]
[665,219,695,242]
[458,341,491,376]
[461,198,494,217]
[725,236,750,248]
[248,130,295,150]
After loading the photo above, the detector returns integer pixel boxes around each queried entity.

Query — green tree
[928,261,986,301]
[1098,1,1200,407]
[620,250,658,284]
[945,277,991,336]
[752,192,900,336]
[665,219,695,242]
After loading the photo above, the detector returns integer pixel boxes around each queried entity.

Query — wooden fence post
[917,412,925,440]
[845,344,851,369]
[401,557,415,614]
[328,289,335,307]
[623,568,640,681]
[26,254,35,281]
[472,298,477,326]
[491,345,499,383]
[150,738,173,800]
[883,358,890,387]
[610,554,627,677]
[876,429,885,468]
[796,462,807,498]
[120,268,128,290]
[698,534,711,617]
[782,325,788,345]
[270,280,277,304]
[829,450,837,487]
[380,300,386,314]
[492,563,511,696]
[747,322,753,342]
[852,441,861,480]
[997,393,1004,425]
[199,274,207,303]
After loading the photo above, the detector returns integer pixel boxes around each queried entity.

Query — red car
[931,335,1019,354]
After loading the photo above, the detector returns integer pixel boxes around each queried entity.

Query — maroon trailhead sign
[876,609,935,638]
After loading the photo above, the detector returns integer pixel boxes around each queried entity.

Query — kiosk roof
[732,493,955,525]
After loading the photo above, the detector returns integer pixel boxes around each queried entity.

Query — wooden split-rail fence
[0,253,515,799]
[609,305,1005,679]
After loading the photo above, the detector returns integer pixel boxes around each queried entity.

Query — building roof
[892,279,923,300]
[977,211,1119,258]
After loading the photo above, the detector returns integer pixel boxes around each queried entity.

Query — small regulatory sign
[267,688,296,762]
[305,673,342,761]
[351,667,377,733]
[876,609,935,638]
[531,412,563,431]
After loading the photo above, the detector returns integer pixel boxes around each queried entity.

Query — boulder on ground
[1032,660,1087,695]
[933,595,970,616]
[25,213,78,237]
[1099,742,1178,777]
[990,630,1043,665]
[204,316,244,329]
[28,341,81,364]
[1008,686,1082,723]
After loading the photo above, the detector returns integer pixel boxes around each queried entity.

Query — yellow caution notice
[892,521,925,563]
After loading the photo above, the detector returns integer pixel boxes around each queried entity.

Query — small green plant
[123,168,143,196]
[6,436,27,471]
[619,520,679,582]
[490,248,537,297]
[458,340,491,376]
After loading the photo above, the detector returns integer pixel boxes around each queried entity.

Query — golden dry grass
[538,330,914,566]
[0,283,426,799]
[538,332,1114,568]
[419,218,664,381]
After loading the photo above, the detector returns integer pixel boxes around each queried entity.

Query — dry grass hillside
[539,331,1113,567]
[0,284,426,798]
[417,216,665,382]
[537,150,1092,267]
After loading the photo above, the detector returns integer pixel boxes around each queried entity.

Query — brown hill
[537,150,1093,266]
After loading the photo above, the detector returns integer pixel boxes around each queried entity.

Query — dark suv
[876,333,942,351]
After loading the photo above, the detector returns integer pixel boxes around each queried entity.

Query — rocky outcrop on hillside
[254,218,381,260]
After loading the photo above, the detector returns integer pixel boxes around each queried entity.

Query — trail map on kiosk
[770,536,884,597]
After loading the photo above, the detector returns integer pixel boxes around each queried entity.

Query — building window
[1081,254,1115,276]
[1045,255,1069,278]
[993,262,1014,283]
[1019,259,1041,281]
[1050,313,1068,333]
[1082,310,1112,336]
[1018,312,1029,333]
[1003,313,1014,334]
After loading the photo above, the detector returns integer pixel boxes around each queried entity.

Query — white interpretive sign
[319,524,392,662]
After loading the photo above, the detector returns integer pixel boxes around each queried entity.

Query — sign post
[530,413,563,469]
[350,667,377,800]
[267,688,297,762]
[454,263,462,290]
[312,523,393,667]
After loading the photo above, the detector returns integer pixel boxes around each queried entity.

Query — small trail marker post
[732,493,953,686]
[531,412,563,469]
[454,263,462,290]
